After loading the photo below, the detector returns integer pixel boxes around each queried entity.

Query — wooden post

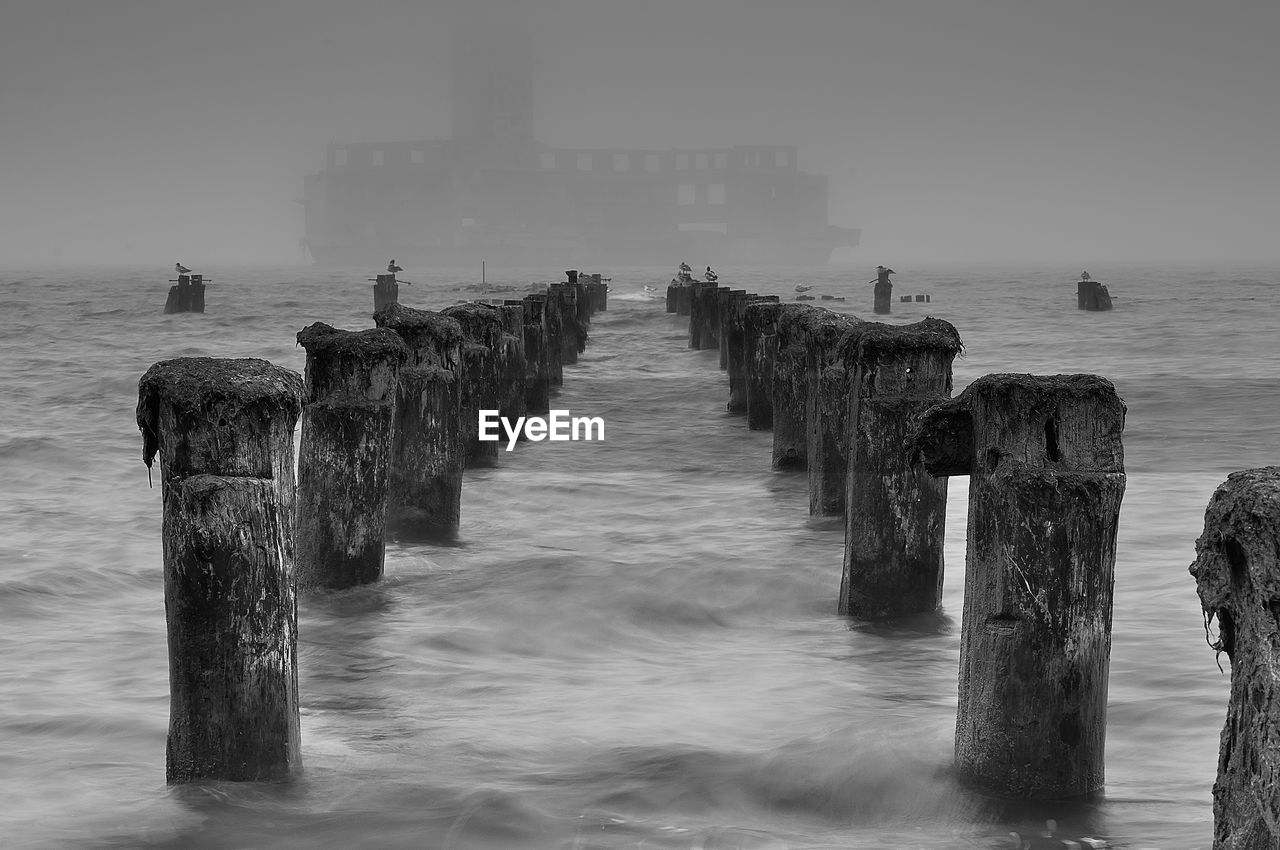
[1190,467,1280,850]
[441,303,507,468]
[717,288,747,370]
[164,274,203,314]
[771,304,825,469]
[591,273,608,311]
[1077,280,1114,311]
[744,301,782,430]
[549,284,584,366]
[295,323,407,590]
[805,312,864,516]
[136,357,304,783]
[911,373,1126,798]
[873,267,893,315]
[373,303,466,539]
[496,303,528,425]
[519,295,551,411]
[839,318,961,610]
[688,282,721,351]
[373,274,399,313]
[727,294,778,414]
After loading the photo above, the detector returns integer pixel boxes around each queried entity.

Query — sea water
[1,262,1277,849]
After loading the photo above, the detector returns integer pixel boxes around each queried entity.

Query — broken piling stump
[839,318,961,610]
[164,274,206,314]
[1077,279,1113,311]
[911,372,1126,799]
[295,323,407,590]
[1190,467,1280,850]
[373,303,465,539]
[136,357,304,783]
[373,274,398,313]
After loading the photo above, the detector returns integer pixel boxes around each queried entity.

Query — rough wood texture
[838,318,960,614]
[549,284,585,365]
[136,357,303,783]
[519,296,551,412]
[744,301,782,430]
[295,323,407,590]
[496,304,528,424]
[727,295,778,414]
[688,282,721,351]
[1190,467,1280,850]
[912,372,1126,799]
[770,304,825,469]
[805,312,864,516]
[717,289,746,371]
[373,304,465,538]
[442,303,508,468]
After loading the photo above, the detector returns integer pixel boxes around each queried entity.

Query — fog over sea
[1,262,1277,849]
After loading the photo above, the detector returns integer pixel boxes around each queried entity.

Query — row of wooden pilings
[136,275,607,784]
[671,278,1280,847]
[671,278,1125,802]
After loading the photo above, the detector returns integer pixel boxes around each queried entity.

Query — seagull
[387,259,403,274]
[1080,270,1092,281]
[679,262,692,273]
[876,265,896,276]
[175,262,192,274]
[705,266,718,282]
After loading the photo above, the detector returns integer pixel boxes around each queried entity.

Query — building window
[775,150,789,167]
[372,149,384,167]
[676,153,690,170]
[677,184,696,206]
[708,184,725,205]
[577,152,592,171]
[645,154,661,173]
[411,150,425,164]
[540,151,556,169]
[614,153,629,172]
[334,148,347,166]
[713,152,726,169]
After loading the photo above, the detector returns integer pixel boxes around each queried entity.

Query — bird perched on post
[1080,270,1091,281]
[387,260,403,274]
[175,262,192,274]
[705,266,718,282]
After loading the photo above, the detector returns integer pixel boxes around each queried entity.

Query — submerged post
[164,274,205,314]
[136,357,304,782]
[911,373,1126,798]
[1190,467,1280,850]
[373,274,399,313]
[374,303,465,539]
[872,266,894,315]
[1077,279,1113,311]
[839,318,961,608]
[295,323,407,590]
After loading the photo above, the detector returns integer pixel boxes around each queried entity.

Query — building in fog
[300,21,858,268]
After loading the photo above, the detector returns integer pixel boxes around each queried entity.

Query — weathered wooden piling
[164,274,206,314]
[373,274,398,312]
[295,323,407,590]
[585,274,609,312]
[727,294,779,414]
[373,303,465,539]
[531,292,564,387]
[911,373,1126,798]
[873,267,893,315]
[496,302,529,423]
[771,304,825,469]
[136,357,303,782]
[667,280,692,316]
[804,312,864,516]
[518,295,552,410]
[744,301,783,430]
[688,282,722,351]
[1190,467,1280,850]
[838,318,962,612]
[549,283,585,365]
[442,303,508,468]
[1077,280,1113,311]
[717,289,747,370]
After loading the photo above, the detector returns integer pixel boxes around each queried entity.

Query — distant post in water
[1190,467,1280,850]
[911,373,1126,799]
[872,265,895,315]
[373,274,399,313]
[164,274,206,314]
[839,318,960,608]
[295,323,407,590]
[136,357,304,783]
[1076,272,1113,311]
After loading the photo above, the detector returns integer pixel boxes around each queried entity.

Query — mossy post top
[296,322,408,406]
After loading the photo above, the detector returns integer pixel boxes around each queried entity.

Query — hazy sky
[2,0,1277,265]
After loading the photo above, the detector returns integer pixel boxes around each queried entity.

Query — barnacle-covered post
[295,323,407,590]
[1190,467,1280,850]
[136,357,304,782]
[771,304,825,469]
[910,372,1126,798]
[442,303,507,468]
[743,301,782,430]
[839,318,960,606]
[374,303,465,539]
[805,312,864,515]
